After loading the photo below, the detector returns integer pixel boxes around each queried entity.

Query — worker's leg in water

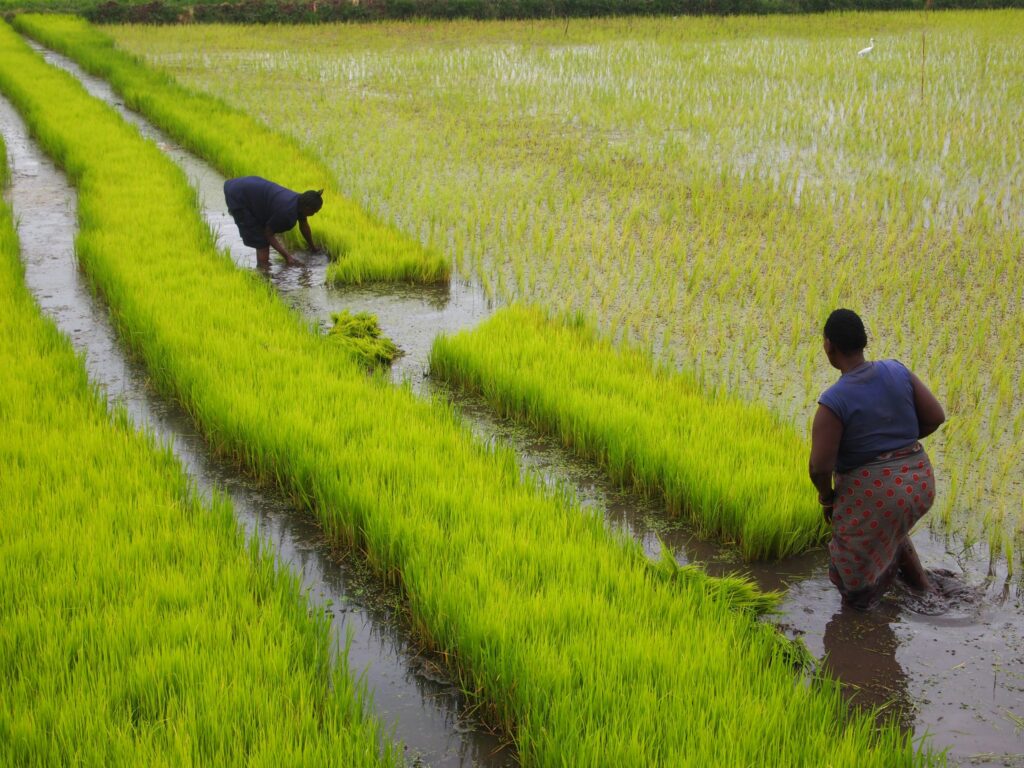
[898,538,932,591]
[256,246,270,268]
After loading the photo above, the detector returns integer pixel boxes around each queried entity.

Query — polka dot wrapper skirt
[828,443,935,608]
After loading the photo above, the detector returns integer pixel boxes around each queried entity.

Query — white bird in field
[858,38,875,57]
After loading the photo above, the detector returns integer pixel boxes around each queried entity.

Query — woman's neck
[837,353,868,375]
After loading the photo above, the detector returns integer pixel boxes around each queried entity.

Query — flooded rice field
[22,39,1024,768]
[0,87,514,768]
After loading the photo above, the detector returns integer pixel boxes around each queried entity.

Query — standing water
[26,41,1024,767]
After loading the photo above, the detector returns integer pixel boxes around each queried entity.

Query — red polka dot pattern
[828,449,936,596]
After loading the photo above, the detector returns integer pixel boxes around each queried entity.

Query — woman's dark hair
[824,308,867,353]
[299,189,324,216]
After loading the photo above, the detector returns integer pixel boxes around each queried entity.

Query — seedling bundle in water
[329,309,401,367]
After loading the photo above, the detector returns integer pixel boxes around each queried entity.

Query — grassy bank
[0,20,931,766]
[432,305,826,559]
[0,134,396,767]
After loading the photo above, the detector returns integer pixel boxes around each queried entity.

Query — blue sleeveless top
[818,359,919,472]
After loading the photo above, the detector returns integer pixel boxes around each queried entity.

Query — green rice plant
[0,23,932,766]
[329,309,401,367]
[14,13,448,285]
[105,12,1024,565]
[431,304,826,560]
[0,135,396,767]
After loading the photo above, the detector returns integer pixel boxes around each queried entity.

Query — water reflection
[822,603,914,733]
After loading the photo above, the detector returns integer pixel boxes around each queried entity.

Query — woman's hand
[819,493,835,523]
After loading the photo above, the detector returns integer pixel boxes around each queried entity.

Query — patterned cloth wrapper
[828,443,935,609]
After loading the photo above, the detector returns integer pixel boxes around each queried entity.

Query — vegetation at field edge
[5,0,1024,25]
[432,304,827,559]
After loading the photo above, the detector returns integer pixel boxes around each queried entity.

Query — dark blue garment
[818,359,920,472]
[223,176,300,248]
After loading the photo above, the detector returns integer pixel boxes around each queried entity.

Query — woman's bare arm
[809,404,843,512]
[265,227,299,266]
[298,217,316,251]
[910,371,945,439]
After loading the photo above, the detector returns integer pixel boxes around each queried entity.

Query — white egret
[858,38,875,57]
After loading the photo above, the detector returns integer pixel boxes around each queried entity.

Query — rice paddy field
[100,10,1024,565]
[0,125,397,767]
[2,6,1023,768]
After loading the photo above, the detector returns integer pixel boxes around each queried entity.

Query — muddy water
[30,42,1024,767]
[0,92,513,768]
[444,392,1024,765]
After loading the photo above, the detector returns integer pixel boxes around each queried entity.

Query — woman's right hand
[819,491,835,523]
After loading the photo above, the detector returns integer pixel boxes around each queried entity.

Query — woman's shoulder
[818,377,848,418]
[876,359,911,378]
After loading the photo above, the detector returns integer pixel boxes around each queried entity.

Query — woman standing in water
[809,309,946,610]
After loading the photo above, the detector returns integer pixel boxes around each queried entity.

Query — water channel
[0,87,514,768]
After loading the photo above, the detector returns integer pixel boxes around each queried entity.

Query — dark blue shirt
[818,359,919,472]
[223,176,300,234]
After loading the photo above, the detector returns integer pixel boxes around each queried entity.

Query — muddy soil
[28,41,1024,767]
[0,92,514,768]
[445,391,1024,766]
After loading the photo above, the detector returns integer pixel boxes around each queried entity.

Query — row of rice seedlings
[107,13,1024,564]
[14,13,448,285]
[0,135,396,767]
[0,24,931,765]
[430,304,825,560]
